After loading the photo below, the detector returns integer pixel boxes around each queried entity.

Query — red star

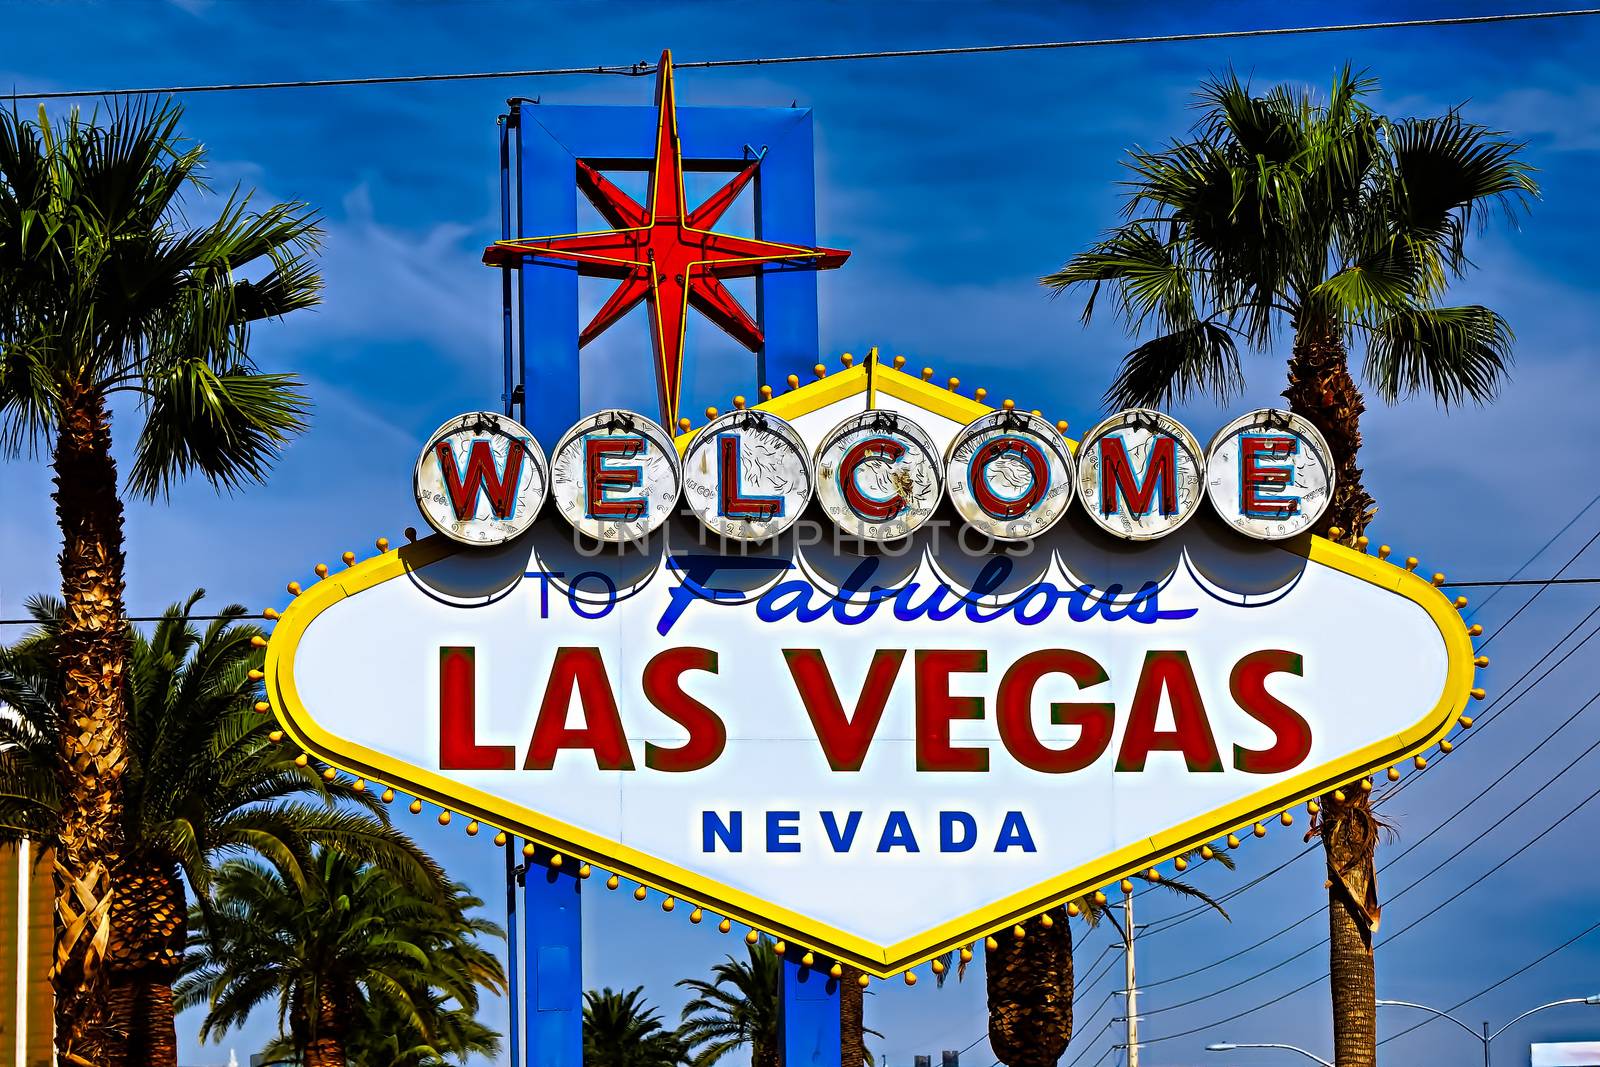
[483,50,849,430]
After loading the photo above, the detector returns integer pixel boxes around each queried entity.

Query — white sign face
[413,412,548,546]
[814,411,944,542]
[549,410,682,543]
[1205,409,1335,540]
[1077,409,1206,541]
[268,517,1472,975]
[946,410,1076,542]
[1533,1044,1600,1067]
[682,409,814,542]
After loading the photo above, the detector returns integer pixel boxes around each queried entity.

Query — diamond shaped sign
[264,359,1475,977]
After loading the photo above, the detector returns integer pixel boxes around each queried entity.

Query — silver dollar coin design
[682,408,814,542]
[1205,408,1335,541]
[814,410,944,542]
[1076,408,1206,541]
[946,409,1077,542]
[549,409,682,543]
[413,411,548,547]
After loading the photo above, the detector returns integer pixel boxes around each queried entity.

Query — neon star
[483,49,849,429]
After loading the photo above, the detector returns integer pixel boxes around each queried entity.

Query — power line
[1447,577,1600,587]
[1086,638,1600,1031]
[1134,731,1600,1046]
[1058,648,1600,1050]
[1377,917,1600,1047]
[0,613,250,626]
[1467,491,1600,615]
[1145,686,1600,1021]
[6,9,1599,102]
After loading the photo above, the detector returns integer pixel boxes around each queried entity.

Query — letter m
[1099,435,1177,517]
[436,439,526,520]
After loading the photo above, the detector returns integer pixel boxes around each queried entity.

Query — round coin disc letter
[413,411,548,546]
[682,409,815,542]
[1204,408,1335,540]
[1076,408,1206,541]
[815,411,944,542]
[549,409,683,543]
[946,410,1077,542]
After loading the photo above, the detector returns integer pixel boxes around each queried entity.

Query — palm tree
[259,987,503,1067]
[677,941,782,1067]
[177,848,506,1067]
[1044,67,1534,1066]
[0,592,431,1067]
[584,986,689,1067]
[938,852,1232,1066]
[0,99,319,1064]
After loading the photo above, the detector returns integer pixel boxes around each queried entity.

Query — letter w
[785,649,905,771]
[436,439,525,520]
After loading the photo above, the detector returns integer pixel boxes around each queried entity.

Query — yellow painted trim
[266,530,1472,977]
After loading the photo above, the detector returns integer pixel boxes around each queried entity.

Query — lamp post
[1205,1041,1334,1065]
[1377,994,1600,1066]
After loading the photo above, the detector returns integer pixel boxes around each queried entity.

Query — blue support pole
[504,845,522,1067]
[524,854,583,1067]
[781,957,841,1067]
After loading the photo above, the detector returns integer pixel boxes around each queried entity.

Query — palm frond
[1103,323,1242,410]
[1362,304,1514,406]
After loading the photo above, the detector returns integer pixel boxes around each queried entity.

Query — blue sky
[4,1,1600,1064]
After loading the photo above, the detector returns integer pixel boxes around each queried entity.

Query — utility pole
[1123,887,1140,1067]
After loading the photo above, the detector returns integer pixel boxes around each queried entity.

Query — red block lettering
[438,646,514,770]
[786,649,906,771]
[996,649,1114,773]
[840,437,909,521]
[1240,434,1297,519]
[525,647,635,770]
[970,436,1048,520]
[718,434,783,521]
[643,647,727,772]
[436,438,525,521]
[1231,650,1311,774]
[585,436,648,521]
[915,649,989,772]
[1116,650,1223,772]
[1099,435,1177,517]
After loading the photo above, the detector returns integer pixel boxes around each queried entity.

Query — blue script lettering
[659,555,1196,637]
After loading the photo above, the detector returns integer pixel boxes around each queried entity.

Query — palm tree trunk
[106,858,186,1067]
[49,384,132,1067]
[985,905,1073,1067]
[1282,319,1375,539]
[840,964,864,1066]
[753,1036,780,1067]
[306,989,349,1067]
[1285,320,1381,1067]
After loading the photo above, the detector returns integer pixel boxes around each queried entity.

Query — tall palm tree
[0,592,432,1067]
[177,849,506,1067]
[1043,67,1534,1066]
[0,99,319,1064]
[677,941,782,1067]
[938,852,1232,1066]
[584,986,689,1067]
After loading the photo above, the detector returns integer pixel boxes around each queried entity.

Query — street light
[1205,1041,1334,1065]
[1377,994,1600,1066]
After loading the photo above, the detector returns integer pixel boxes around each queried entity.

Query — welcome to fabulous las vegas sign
[263,357,1477,978]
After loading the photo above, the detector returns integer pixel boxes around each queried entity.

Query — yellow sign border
[266,365,1476,978]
